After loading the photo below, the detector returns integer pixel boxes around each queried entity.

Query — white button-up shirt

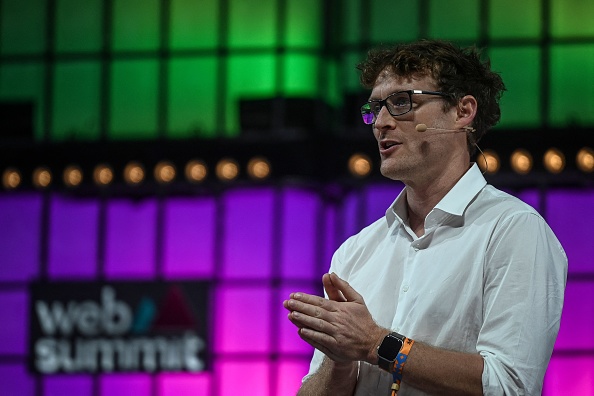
[305,164,567,395]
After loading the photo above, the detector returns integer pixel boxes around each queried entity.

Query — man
[283,40,567,395]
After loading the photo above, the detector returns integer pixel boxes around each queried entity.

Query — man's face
[369,70,467,186]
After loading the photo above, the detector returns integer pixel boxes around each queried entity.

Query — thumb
[328,272,363,303]
[323,273,346,302]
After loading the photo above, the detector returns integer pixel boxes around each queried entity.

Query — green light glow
[549,44,594,126]
[112,0,160,51]
[428,0,480,41]
[285,0,321,48]
[489,0,541,39]
[109,60,159,139]
[56,0,103,52]
[0,0,47,55]
[371,0,420,43]
[551,0,594,37]
[282,53,319,96]
[167,57,218,139]
[170,0,219,50]
[489,47,541,128]
[52,62,101,141]
[228,0,277,48]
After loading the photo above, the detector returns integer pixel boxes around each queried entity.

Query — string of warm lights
[1,156,274,190]
[1,146,593,191]
[477,147,594,176]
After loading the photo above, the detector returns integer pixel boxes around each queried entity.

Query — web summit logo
[28,281,210,374]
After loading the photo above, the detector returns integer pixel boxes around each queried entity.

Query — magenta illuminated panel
[163,197,216,278]
[0,291,27,355]
[104,198,157,278]
[214,286,271,353]
[277,359,311,396]
[546,189,594,273]
[44,375,93,396]
[545,356,594,395]
[555,282,594,350]
[280,188,320,280]
[222,188,274,279]
[48,194,99,279]
[157,373,210,396]
[0,193,42,281]
[217,359,270,396]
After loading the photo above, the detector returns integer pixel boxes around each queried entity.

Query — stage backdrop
[0,182,593,395]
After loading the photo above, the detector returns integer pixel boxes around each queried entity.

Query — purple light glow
[0,290,27,354]
[222,188,274,279]
[163,197,216,278]
[546,189,594,273]
[105,198,157,278]
[555,281,594,350]
[99,374,152,396]
[0,364,35,395]
[276,359,311,395]
[280,188,320,280]
[43,375,93,396]
[0,193,42,281]
[48,194,99,279]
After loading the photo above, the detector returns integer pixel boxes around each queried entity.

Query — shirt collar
[385,163,487,228]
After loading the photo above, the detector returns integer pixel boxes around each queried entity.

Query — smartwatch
[377,332,405,371]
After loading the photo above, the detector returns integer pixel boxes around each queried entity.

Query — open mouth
[380,141,400,150]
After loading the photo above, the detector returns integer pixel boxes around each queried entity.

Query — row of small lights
[1,157,273,190]
[479,147,594,175]
[2,148,593,190]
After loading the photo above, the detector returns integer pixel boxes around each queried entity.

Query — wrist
[367,328,391,365]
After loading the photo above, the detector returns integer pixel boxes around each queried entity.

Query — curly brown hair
[357,39,506,155]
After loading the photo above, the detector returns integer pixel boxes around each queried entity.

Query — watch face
[378,333,404,361]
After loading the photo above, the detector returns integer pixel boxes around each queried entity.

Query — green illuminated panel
[343,0,362,46]
[0,0,47,55]
[109,60,159,139]
[428,0,479,41]
[282,53,319,96]
[226,54,276,135]
[285,0,321,48]
[488,47,541,128]
[112,0,159,51]
[170,0,219,50]
[371,0,420,43]
[55,0,103,52]
[343,51,365,93]
[549,44,594,126]
[167,57,218,138]
[228,0,277,48]
[52,62,101,141]
[551,0,594,37]
[489,0,541,39]
[324,60,340,108]
[0,63,45,140]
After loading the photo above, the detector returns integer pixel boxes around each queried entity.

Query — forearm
[402,341,484,395]
[297,357,358,396]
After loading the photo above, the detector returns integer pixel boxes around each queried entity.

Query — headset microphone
[415,124,476,133]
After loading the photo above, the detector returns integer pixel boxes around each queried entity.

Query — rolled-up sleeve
[479,212,567,395]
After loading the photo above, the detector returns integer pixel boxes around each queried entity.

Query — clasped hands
[283,272,388,364]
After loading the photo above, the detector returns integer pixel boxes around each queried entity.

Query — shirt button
[403,285,409,292]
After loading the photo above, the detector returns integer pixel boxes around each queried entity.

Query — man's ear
[455,95,478,129]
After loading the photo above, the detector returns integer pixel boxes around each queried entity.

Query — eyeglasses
[360,89,451,125]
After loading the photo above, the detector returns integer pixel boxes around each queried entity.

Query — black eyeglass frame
[360,89,451,125]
